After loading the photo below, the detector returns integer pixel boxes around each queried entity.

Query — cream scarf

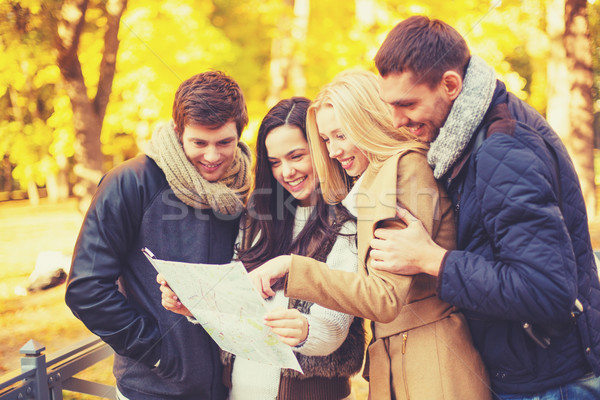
[145,120,251,215]
[427,55,497,179]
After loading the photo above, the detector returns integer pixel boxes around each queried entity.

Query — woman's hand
[156,273,192,317]
[249,255,292,298]
[264,307,309,347]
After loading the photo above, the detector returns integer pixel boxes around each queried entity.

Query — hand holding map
[143,248,302,373]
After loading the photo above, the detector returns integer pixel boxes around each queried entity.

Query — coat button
[586,347,591,353]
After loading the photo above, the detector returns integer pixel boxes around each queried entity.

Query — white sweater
[228,205,358,400]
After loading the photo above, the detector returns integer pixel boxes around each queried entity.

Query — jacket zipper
[402,332,410,399]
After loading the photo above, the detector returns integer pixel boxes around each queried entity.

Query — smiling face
[378,71,453,143]
[181,121,238,182]
[265,125,318,206]
[315,106,369,177]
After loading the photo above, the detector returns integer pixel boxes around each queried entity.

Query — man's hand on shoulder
[369,207,447,277]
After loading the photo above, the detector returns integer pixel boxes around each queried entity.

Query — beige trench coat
[285,150,491,399]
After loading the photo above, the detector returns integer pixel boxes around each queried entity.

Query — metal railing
[0,336,115,400]
[3,252,600,399]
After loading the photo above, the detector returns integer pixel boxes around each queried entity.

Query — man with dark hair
[65,71,252,400]
[370,15,600,399]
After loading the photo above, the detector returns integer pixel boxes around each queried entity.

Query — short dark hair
[375,16,471,88]
[172,71,248,140]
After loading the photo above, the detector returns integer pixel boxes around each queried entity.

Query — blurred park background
[2,0,600,398]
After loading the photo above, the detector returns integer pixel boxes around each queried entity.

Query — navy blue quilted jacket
[438,81,600,394]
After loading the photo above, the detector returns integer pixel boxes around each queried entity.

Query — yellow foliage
[1,0,599,194]
[32,65,61,89]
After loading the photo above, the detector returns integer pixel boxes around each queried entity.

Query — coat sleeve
[438,132,578,324]
[65,164,162,367]
[296,220,357,356]
[285,153,450,323]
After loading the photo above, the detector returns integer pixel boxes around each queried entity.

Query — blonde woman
[251,70,491,400]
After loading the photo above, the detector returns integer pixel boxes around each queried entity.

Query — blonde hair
[307,69,427,204]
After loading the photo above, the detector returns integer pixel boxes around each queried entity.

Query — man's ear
[440,71,463,101]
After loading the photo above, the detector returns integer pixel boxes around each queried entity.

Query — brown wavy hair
[375,16,470,88]
[172,71,248,140]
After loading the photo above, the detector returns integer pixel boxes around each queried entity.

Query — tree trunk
[546,0,570,138]
[2,155,12,193]
[54,0,127,208]
[564,0,596,218]
[56,154,70,200]
[46,172,59,203]
[288,0,309,96]
[267,0,309,106]
[27,180,40,206]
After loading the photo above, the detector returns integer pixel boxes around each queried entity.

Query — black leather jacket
[65,155,239,400]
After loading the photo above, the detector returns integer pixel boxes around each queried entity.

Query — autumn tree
[267,0,309,106]
[54,0,127,209]
[0,0,127,207]
[564,0,596,217]
[546,0,596,218]
[0,2,71,204]
[2,0,599,212]
[547,0,570,138]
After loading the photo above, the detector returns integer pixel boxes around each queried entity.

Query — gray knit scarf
[145,120,251,215]
[427,55,497,179]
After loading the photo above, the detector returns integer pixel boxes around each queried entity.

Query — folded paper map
[143,248,302,373]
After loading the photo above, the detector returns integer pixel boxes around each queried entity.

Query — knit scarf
[427,55,497,179]
[145,120,251,215]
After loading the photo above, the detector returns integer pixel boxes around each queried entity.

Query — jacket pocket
[479,322,536,384]
[152,330,182,381]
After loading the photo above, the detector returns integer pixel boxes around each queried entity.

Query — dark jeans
[495,373,600,400]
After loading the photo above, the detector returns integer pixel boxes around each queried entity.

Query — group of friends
[64,16,600,400]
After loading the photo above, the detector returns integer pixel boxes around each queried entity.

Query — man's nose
[204,147,220,163]
[391,109,409,129]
